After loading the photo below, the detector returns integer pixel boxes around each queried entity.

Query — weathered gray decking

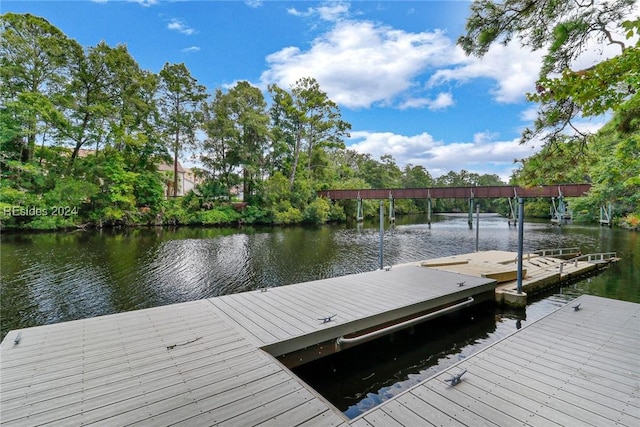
[0,300,345,426]
[352,294,640,426]
[2,271,638,426]
[210,267,495,359]
[0,266,494,426]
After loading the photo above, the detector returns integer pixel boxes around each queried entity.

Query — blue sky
[3,0,618,181]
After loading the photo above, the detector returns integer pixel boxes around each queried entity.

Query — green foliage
[461,1,638,225]
[133,171,164,210]
[303,197,331,224]
[197,206,240,225]
[158,62,207,197]
[44,177,98,207]
[272,201,304,225]
[160,198,191,226]
[268,77,350,189]
[328,202,346,222]
[24,215,76,230]
[241,205,271,224]
[514,94,640,221]
[6,11,634,231]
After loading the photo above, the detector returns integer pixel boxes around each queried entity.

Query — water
[1,214,637,417]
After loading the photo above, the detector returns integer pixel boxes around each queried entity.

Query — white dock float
[352,294,640,426]
[1,266,494,426]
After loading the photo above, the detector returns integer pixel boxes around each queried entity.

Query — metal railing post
[475,203,480,252]
[516,198,525,294]
[379,201,384,270]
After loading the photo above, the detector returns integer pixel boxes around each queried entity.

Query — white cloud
[399,92,454,111]
[182,46,201,53]
[428,43,544,103]
[245,0,263,8]
[287,2,350,22]
[128,0,157,6]
[260,20,456,109]
[347,130,543,181]
[168,18,196,36]
[520,106,539,122]
[261,9,550,110]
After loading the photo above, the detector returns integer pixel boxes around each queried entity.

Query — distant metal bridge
[318,184,592,225]
[317,184,591,200]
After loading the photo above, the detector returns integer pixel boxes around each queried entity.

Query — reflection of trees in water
[1,221,636,340]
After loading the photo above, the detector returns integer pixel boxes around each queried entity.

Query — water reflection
[1,214,637,341]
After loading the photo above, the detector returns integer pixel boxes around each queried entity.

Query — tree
[402,164,433,188]
[60,42,160,166]
[226,81,270,201]
[459,1,639,150]
[269,77,350,190]
[202,88,238,200]
[0,13,78,161]
[157,63,207,197]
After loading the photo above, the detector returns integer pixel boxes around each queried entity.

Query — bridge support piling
[600,203,613,227]
[427,196,432,228]
[356,194,364,222]
[468,197,474,229]
[508,197,517,226]
[388,192,395,223]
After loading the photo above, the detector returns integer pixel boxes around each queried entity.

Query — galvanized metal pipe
[475,203,480,252]
[517,197,525,294]
[336,297,475,349]
[379,201,384,270]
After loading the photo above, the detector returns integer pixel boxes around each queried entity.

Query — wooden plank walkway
[0,266,494,426]
[421,250,616,305]
[352,295,640,427]
[5,268,635,426]
[0,300,347,426]
[210,267,496,359]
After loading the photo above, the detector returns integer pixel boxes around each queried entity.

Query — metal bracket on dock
[444,369,467,386]
[318,314,337,324]
[336,297,475,350]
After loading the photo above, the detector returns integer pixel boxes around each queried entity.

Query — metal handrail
[533,247,580,257]
[559,252,618,273]
[336,297,475,350]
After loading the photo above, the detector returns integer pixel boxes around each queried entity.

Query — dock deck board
[354,294,640,427]
[1,265,493,426]
[0,299,346,426]
[2,267,637,426]
[210,266,494,354]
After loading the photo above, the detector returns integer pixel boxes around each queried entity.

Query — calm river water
[1,214,637,416]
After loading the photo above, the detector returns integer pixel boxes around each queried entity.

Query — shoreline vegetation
[0,205,640,233]
[2,13,638,233]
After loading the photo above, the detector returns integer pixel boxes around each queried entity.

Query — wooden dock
[0,266,495,426]
[421,250,619,306]
[352,294,640,426]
